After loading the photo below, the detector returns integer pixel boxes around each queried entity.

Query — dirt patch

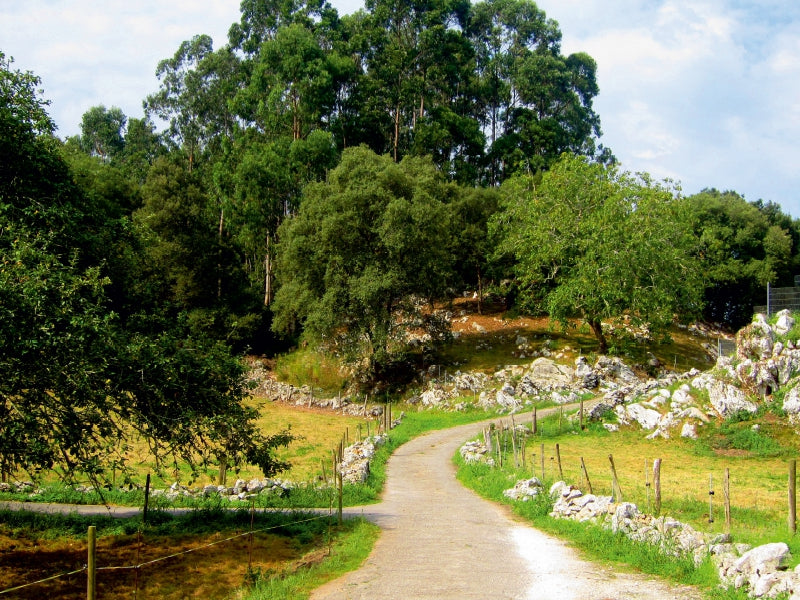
[0,529,303,599]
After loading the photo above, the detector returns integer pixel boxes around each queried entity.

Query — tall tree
[469,0,607,181]
[78,104,126,161]
[144,36,242,171]
[492,154,701,353]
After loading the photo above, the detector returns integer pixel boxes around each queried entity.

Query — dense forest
[2,0,799,481]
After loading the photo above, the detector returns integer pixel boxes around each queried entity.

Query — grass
[239,518,379,600]
[456,408,800,599]
[263,403,503,508]
[0,507,378,600]
[274,347,348,396]
[455,459,721,590]
[519,412,800,550]
[0,400,368,503]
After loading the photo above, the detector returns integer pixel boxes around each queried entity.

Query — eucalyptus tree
[144,35,243,171]
[228,0,336,56]
[468,0,606,181]
[78,104,126,161]
[235,23,346,140]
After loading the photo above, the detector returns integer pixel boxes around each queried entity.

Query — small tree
[492,153,702,353]
[272,146,454,383]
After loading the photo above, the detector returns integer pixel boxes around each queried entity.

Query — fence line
[754,281,800,316]
[0,512,332,597]
[0,566,88,596]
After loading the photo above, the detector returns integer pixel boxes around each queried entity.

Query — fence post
[511,419,519,468]
[143,473,151,525]
[708,474,715,523]
[724,468,731,533]
[540,443,545,480]
[532,407,537,435]
[580,457,593,494]
[653,458,662,516]
[87,525,96,600]
[790,460,797,535]
[555,444,564,480]
[217,454,227,486]
[338,440,344,526]
[608,454,622,502]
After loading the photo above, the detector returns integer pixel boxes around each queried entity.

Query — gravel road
[312,418,703,600]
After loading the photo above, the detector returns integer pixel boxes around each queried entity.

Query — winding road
[1,416,704,599]
[312,418,702,600]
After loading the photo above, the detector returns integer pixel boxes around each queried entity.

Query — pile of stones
[541,480,800,599]
[338,434,388,484]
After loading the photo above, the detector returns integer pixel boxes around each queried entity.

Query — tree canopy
[0,52,290,484]
[272,146,456,383]
[492,154,703,352]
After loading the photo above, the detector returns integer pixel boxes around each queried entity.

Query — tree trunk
[477,265,483,315]
[589,318,608,354]
[393,101,400,162]
[264,234,272,305]
[217,208,224,300]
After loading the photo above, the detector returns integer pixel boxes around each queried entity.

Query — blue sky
[2,0,798,215]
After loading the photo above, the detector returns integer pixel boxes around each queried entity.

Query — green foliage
[272,147,457,384]
[77,104,126,161]
[681,189,800,328]
[695,417,789,458]
[0,55,291,485]
[492,154,703,353]
[240,518,379,600]
[456,454,723,593]
[274,348,347,395]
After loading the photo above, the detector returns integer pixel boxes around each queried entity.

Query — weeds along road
[314,411,703,600]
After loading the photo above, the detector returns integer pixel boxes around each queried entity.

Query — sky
[1,0,799,215]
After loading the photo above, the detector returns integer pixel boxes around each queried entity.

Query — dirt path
[313,418,702,600]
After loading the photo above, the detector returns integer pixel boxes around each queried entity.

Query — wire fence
[754,281,800,316]
[0,511,333,598]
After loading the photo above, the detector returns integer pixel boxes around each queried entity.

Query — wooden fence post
[540,443,545,480]
[580,457,593,494]
[723,468,731,533]
[143,473,151,525]
[532,407,537,435]
[653,458,662,516]
[217,454,227,486]
[790,460,797,535]
[338,440,344,526]
[608,454,622,502]
[555,444,564,480]
[708,474,715,523]
[87,526,96,600]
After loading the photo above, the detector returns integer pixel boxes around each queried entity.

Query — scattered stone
[503,477,543,501]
